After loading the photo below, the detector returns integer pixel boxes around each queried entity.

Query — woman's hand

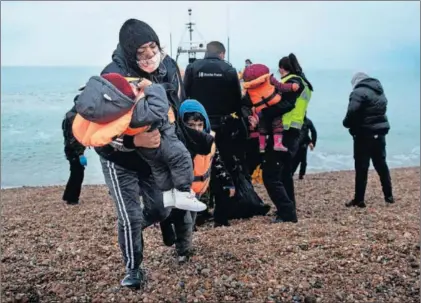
[133,130,161,148]
[137,78,152,90]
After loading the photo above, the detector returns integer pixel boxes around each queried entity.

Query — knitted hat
[102,73,136,100]
[119,19,160,68]
[243,64,270,82]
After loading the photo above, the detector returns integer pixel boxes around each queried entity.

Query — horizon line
[1,65,419,72]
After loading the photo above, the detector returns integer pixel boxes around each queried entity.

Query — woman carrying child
[70,19,198,290]
[247,53,314,224]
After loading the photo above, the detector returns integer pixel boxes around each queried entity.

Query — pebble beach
[1,167,419,303]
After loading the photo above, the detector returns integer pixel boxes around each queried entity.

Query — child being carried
[242,64,298,153]
[72,72,207,212]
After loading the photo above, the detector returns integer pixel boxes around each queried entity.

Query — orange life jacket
[191,131,216,196]
[242,73,281,114]
[72,106,175,147]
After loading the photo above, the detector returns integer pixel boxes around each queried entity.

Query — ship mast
[176,8,206,64]
[226,4,230,63]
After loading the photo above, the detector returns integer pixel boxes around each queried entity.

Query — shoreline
[1,165,419,191]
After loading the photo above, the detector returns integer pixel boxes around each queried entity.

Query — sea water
[1,66,419,188]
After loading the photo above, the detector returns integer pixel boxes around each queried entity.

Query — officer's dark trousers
[292,144,308,177]
[262,129,300,222]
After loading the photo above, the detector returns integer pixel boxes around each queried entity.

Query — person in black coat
[183,41,249,222]
[254,53,314,223]
[343,72,394,208]
[183,41,243,130]
[62,109,86,205]
[292,116,317,179]
[183,41,247,168]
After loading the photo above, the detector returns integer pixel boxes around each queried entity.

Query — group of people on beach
[61,18,395,289]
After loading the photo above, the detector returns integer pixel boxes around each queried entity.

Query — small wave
[4,129,24,135]
[307,149,420,172]
[35,131,53,140]
[1,185,23,189]
[392,154,419,162]
[411,146,420,155]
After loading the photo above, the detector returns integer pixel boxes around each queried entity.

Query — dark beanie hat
[102,73,136,100]
[119,19,160,66]
[243,64,270,82]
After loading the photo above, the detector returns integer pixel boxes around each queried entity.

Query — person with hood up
[159,100,236,263]
[178,101,236,228]
[178,100,235,204]
[63,18,187,290]
[343,72,394,208]
[73,72,207,212]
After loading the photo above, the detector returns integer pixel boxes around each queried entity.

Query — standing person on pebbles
[250,53,313,224]
[159,99,235,263]
[292,115,317,180]
[61,109,87,205]
[343,72,394,208]
[65,18,197,290]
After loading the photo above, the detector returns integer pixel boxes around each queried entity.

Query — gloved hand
[79,155,87,166]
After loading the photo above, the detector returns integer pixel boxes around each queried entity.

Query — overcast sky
[1,1,420,70]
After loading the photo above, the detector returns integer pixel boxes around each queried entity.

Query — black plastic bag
[227,170,271,220]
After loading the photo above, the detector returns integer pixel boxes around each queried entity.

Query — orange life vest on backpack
[191,131,216,196]
[72,106,176,148]
[242,73,281,114]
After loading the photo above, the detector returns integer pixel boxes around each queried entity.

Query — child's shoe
[163,190,176,208]
[273,134,288,152]
[174,189,207,212]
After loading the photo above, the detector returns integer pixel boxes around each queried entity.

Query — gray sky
[1,1,420,70]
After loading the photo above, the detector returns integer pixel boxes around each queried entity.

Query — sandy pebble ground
[1,167,419,303]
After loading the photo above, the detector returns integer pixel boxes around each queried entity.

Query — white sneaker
[173,189,207,212]
[163,190,175,208]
